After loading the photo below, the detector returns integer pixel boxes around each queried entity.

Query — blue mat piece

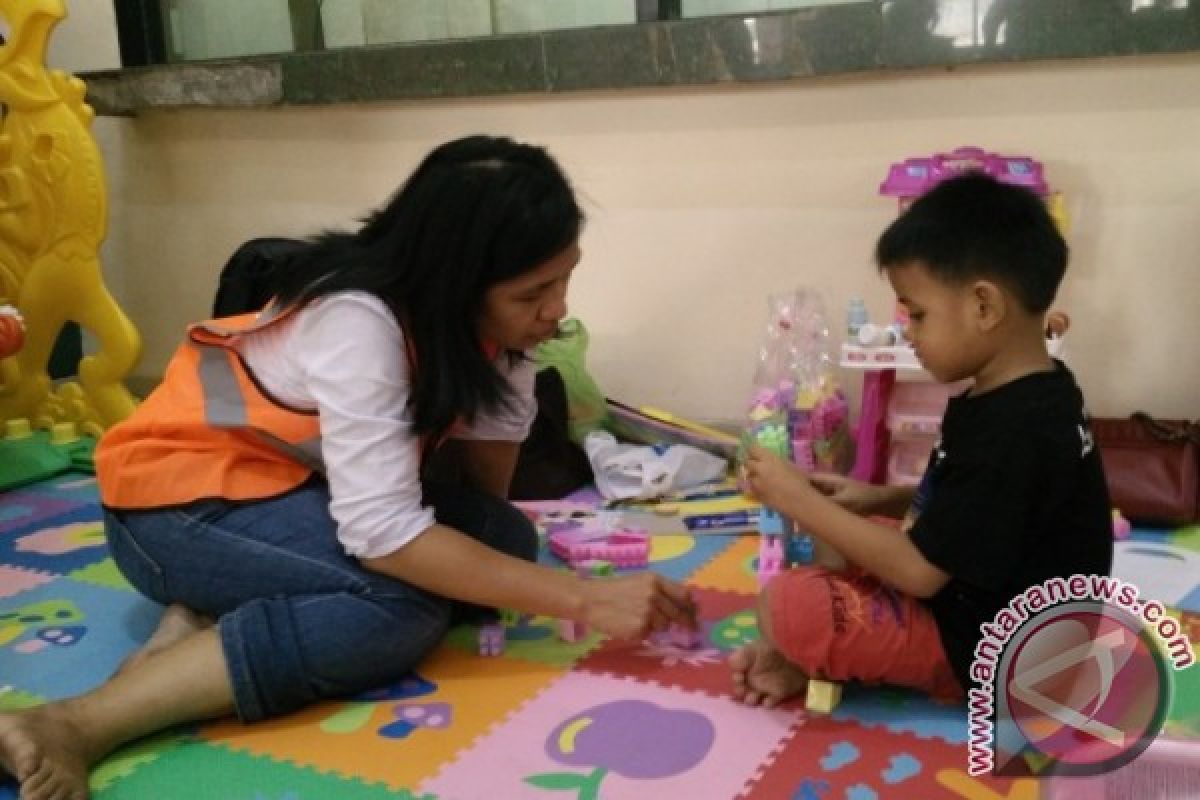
[831,685,969,745]
[32,473,104,506]
[0,575,161,699]
[0,504,108,575]
[0,486,88,536]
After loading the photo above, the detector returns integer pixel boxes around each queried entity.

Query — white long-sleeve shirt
[237,291,537,558]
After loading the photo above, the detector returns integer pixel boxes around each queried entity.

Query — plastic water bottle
[846,297,868,339]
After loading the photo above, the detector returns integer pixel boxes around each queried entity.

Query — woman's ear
[971,280,1007,332]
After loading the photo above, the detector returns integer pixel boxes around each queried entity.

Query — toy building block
[759,507,785,536]
[787,532,814,565]
[806,679,842,714]
[0,418,75,491]
[549,527,650,569]
[758,534,784,586]
[478,621,505,657]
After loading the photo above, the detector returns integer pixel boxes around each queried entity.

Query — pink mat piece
[0,565,54,598]
[421,671,802,800]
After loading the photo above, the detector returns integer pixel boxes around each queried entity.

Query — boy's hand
[808,473,882,515]
[579,573,697,640]
[742,445,816,517]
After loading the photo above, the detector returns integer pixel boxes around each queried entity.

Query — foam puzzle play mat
[3,473,1198,799]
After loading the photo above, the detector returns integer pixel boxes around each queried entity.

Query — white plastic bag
[584,431,727,501]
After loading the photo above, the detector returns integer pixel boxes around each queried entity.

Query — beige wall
[58,5,1200,422]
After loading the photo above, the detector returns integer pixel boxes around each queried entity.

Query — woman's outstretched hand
[579,572,697,640]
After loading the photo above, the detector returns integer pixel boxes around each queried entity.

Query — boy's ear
[970,280,1007,331]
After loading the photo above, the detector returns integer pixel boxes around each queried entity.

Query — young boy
[730,172,1113,706]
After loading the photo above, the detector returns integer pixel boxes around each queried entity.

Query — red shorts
[766,565,963,702]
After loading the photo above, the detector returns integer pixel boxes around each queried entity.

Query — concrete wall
[56,2,1200,421]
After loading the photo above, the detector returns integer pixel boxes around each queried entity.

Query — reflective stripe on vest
[194,340,325,472]
[95,304,324,508]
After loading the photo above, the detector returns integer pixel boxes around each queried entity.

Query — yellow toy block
[805,679,842,713]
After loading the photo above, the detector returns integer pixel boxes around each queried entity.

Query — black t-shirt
[907,361,1113,691]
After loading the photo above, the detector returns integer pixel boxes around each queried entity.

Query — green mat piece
[1166,662,1200,738]
[1169,525,1200,554]
[93,739,434,799]
[91,732,191,791]
[0,431,72,491]
[0,686,44,711]
[0,429,96,491]
[70,558,136,591]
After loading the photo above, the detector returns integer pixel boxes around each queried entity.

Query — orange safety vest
[97,303,501,510]
[96,305,325,509]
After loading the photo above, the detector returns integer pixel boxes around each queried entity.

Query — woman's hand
[578,572,696,641]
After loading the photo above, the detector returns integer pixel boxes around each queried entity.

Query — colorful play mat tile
[745,714,1037,800]
[689,533,762,594]
[91,737,426,800]
[0,564,55,598]
[420,670,803,800]
[0,485,89,534]
[0,504,109,575]
[0,575,160,699]
[30,472,102,505]
[200,645,566,791]
[831,685,971,745]
[574,587,763,699]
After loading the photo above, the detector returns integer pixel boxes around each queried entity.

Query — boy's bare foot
[729,639,809,708]
[0,704,95,800]
[115,604,212,677]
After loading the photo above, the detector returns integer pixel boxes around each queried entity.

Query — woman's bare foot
[729,639,809,708]
[115,604,212,677]
[0,703,97,800]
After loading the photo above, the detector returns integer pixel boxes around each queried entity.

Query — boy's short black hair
[875,171,1067,313]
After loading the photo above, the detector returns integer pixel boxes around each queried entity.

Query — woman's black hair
[269,135,584,436]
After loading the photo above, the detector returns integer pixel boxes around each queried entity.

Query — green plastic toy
[0,418,96,491]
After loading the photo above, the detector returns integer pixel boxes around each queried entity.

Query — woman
[0,135,695,800]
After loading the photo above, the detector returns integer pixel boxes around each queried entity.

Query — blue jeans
[104,478,537,722]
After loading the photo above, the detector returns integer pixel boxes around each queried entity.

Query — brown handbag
[1092,413,1200,526]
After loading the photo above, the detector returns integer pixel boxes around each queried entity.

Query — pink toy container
[549,527,650,569]
[887,436,937,486]
[886,381,955,436]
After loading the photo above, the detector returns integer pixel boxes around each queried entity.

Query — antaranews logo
[966,574,1195,778]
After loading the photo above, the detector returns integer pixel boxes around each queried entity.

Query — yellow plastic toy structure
[0,0,140,437]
